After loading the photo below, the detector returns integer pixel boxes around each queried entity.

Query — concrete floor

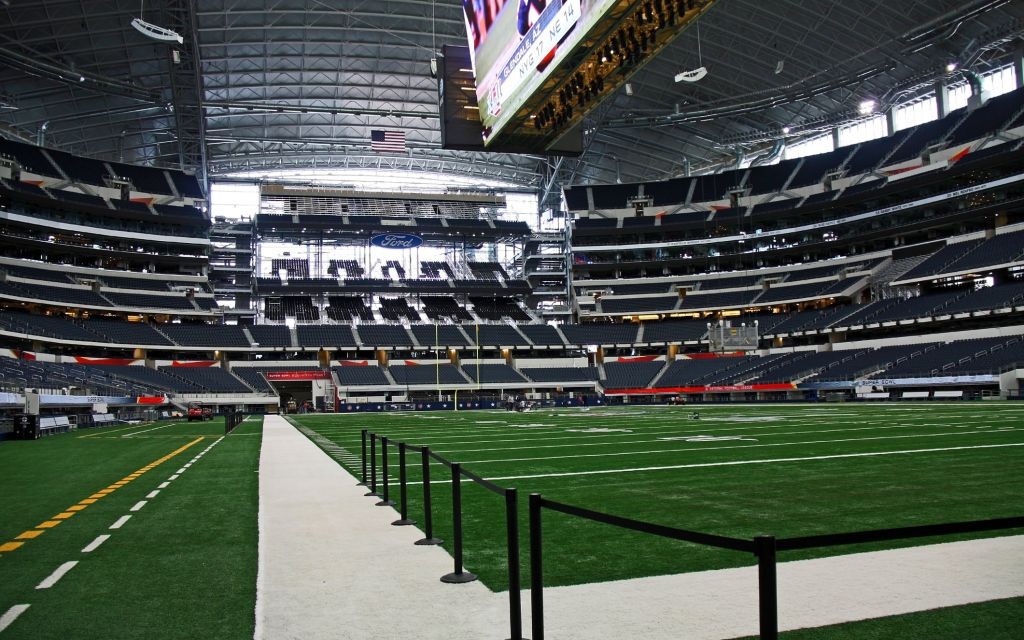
[255,415,1024,639]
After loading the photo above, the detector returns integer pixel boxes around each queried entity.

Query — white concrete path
[256,415,1024,639]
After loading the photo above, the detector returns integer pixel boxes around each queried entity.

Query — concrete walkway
[256,415,1024,639]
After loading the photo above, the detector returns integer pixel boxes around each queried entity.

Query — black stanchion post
[415,447,442,546]
[392,442,415,526]
[505,488,525,640]
[357,429,367,487]
[529,493,544,640]
[440,463,477,584]
[755,535,779,640]
[365,433,378,497]
[376,436,396,507]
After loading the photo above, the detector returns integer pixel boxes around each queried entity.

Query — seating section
[470,296,531,321]
[602,361,664,389]
[521,367,598,382]
[379,298,421,322]
[0,360,157,395]
[519,324,565,346]
[601,296,678,314]
[247,325,293,347]
[160,324,251,348]
[461,363,529,384]
[641,320,707,343]
[476,324,530,346]
[156,366,251,393]
[390,363,467,385]
[296,325,357,347]
[85,318,173,345]
[105,292,197,311]
[326,296,373,322]
[357,325,413,347]
[270,259,309,279]
[561,324,638,345]
[0,281,111,307]
[657,358,744,387]
[333,365,391,386]
[423,297,472,322]
[411,324,471,347]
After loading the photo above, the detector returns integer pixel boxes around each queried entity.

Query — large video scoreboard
[451,0,716,154]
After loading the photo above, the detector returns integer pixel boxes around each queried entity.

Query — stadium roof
[1,0,1022,193]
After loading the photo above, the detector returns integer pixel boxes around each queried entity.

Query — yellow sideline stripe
[0,437,204,556]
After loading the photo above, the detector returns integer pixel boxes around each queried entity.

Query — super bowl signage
[370,233,424,249]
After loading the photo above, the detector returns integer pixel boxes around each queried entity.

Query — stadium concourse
[3,0,1024,638]
[256,414,1024,639]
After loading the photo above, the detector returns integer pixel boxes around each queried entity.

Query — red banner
[135,396,168,405]
[614,355,659,363]
[264,370,331,381]
[335,360,369,367]
[684,352,745,359]
[606,383,796,396]
[74,356,138,366]
[170,360,217,367]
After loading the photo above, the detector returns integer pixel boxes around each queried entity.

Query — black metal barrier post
[529,493,544,640]
[440,463,477,584]
[365,433,378,497]
[392,442,416,526]
[755,535,779,640]
[414,446,442,546]
[376,436,396,507]
[505,488,525,640]
[357,429,367,486]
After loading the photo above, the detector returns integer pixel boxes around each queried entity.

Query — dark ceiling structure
[1,0,1023,196]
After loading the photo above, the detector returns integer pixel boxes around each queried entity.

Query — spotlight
[782,126,790,134]
[625,83,634,96]
[945,61,958,73]
[858,99,876,115]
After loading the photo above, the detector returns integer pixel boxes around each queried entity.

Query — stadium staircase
[646,361,671,388]
[241,326,257,347]
[405,326,422,349]
[552,325,570,345]
[635,323,646,344]
[381,367,398,386]
[455,325,474,345]
[511,323,533,346]
[289,325,300,348]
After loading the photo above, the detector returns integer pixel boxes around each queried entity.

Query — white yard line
[81,535,110,553]
[456,428,1019,465]
[146,490,160,499]
[109,515,131,529]
[35,561,78,589]
[121,422,183,437]
[0,605,30,633]
[129,501,147,512]
[407,442,1024,484]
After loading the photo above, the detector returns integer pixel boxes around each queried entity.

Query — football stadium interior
[0,0,1023,638]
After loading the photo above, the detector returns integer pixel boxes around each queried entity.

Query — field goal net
[707,320,759,352]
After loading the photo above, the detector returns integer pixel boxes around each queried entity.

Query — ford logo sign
[370,233,423,249]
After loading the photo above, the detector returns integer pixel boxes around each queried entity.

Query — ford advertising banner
[370,233,424,249]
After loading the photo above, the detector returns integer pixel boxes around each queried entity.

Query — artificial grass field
[293,402,1024,590]
[0,416,263,640]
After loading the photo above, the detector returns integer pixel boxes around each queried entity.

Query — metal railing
[358,430,1024,639]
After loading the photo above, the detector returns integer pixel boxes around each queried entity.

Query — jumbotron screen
[464,0,617,145]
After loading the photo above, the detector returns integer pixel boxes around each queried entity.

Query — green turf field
[0,416,263,640]
[292,403,1024,591]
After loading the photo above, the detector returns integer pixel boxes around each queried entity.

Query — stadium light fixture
[782,126,791,134]
[130,0,182,44]
[675,19,707,83]
[858,99,876,115]
[945,61,958,73]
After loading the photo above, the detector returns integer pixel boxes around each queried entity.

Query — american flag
[370,130,406,153]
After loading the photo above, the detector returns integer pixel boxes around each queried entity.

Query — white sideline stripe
[158,482,170,489]
[169,474,180,480]
[36,561,78,589]
[0,605,29,633]
[407,442,1024,484]
[129,500,147,512]
[109,515,131,529]
[82,534,110,553]
[121,422,182,437]
[458,428,1018,465]
[176,468,186,474]
[146,490,160,499]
